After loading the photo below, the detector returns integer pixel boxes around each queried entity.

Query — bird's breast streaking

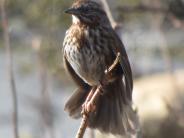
[64,25,113,85]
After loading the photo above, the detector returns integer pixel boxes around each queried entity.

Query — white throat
[72,15,80,24]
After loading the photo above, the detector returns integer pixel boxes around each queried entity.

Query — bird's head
[65,0,110,26]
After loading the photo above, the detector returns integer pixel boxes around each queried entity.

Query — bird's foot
[82,101,96,115]
[99,81,105,95]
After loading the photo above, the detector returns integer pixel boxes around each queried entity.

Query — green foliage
[7,0,73,28]
[39,36,62,75]
[117,0,142,6]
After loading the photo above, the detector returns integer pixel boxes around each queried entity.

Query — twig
[100,0,118,29]
[75,53,120,138]
[32,37,55,138]
[0,1,19,138]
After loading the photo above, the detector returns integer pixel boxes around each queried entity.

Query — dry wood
[0,1,19,138]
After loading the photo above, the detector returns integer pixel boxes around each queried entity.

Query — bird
[63,0,139,136]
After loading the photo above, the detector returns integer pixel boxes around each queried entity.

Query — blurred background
[0,0,184,138]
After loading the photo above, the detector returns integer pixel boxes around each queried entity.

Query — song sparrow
[63,0,139,135]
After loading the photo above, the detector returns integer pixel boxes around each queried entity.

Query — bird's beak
[64,8,80,15]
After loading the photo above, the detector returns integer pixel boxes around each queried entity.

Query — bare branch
[0,1,19,138]
[101,0,118,28]
[32,37,55,138]
[100,0,118,29]
[75,53,121,138]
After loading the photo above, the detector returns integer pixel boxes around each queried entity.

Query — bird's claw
[81,101,96,115]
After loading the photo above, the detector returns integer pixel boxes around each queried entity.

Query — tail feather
[88,79,139,135]
[124,105,140,133]
[64,78,139,135]
[64,87,90,119]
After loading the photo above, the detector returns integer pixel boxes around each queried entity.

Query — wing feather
[63,55,90,89]
[110,31,133,100]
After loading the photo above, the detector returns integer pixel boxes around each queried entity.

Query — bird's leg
[82,86,97,115]
[99,79,107,95]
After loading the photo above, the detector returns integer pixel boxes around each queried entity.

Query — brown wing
[63,55,90,90]
[63,55,91,118]
[110,30,133,100]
